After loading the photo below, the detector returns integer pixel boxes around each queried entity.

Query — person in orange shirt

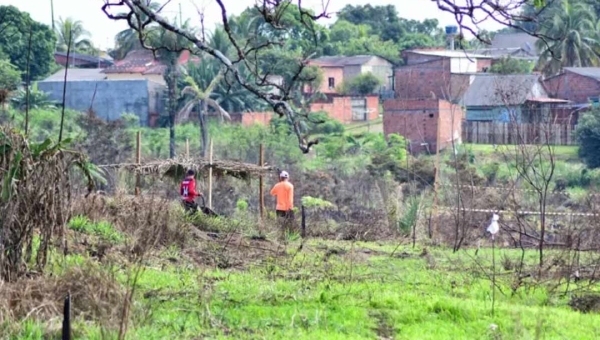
[270,170,294,231]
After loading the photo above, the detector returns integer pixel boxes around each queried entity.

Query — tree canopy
[0,5,56,80]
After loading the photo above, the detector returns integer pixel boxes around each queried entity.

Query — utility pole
[50,0,55,31]
[179,2,183,26]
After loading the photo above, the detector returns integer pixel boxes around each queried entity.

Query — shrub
[68,216,124,244]
[236,199,248,212]
[576,108,600,168]
[301,196,335,209]
[337,72,381,95]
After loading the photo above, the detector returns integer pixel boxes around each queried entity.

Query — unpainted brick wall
[383,99,463,154]
[310,95,379,123]
[394,59,452,100]
[543,71,600,104]
[230,112,274,126]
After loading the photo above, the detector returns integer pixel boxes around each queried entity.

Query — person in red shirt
[180,169,202,213]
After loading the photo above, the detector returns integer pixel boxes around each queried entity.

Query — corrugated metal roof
[463,74,542,106]
[527,97,570,103]
[491,33,538,54]
[407,50,492,59]
[54,51,114,65]
[102,49,158,74]
[41,68,106,81]
[310,55,379,67]
[564,67,600,81]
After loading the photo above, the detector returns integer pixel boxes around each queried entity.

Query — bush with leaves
[0,59,21,104]
[489,56,534,74]
[576,108,600,168]
[338,72,382,95]
[10,83,56,111]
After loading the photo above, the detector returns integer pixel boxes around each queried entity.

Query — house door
[351,98,367,121]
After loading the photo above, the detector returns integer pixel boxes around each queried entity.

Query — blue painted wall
[38,79,165,126]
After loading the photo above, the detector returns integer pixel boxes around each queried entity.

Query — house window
[590,96,600,108]
[328,77,335,89]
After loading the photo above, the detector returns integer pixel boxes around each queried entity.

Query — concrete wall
[544,71,600,104]
[317,67,344,94]
[362,64,394,92]
[383,98,463,154]
[105,73,166,86]
[38,79,164,126]
[343,65,362,85]
[450,57,478,73]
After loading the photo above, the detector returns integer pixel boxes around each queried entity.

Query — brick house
[55,52,113,68]
[383,99,463,154]
[394,49,492,102]
[102,49,199,85]
[310,94,379,123]
[382,49,494,153]
[307,55,394,94]
[462,74,548,122]
[543,67,600,105]
[230,94,380,126]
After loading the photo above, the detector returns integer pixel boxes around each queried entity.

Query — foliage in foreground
[576,107,600,168]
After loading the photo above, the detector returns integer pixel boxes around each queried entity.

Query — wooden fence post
[62,292,71,340]
[208,138,213,209]
[185,138,189,158]
[301,205,306,238]
[135,131,141,196]
[259,143,265,220]
[432,111,441,240]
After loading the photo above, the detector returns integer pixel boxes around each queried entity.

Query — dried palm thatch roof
[99,157,274,181]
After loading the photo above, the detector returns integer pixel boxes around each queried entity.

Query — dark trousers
[183,200,198,214]
[276,210,295,233]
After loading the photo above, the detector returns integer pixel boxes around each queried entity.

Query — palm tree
[112,0,161,60]
[536,0,599,75]
[55,17,96,55]
[178,63,230,157]
[152,19,195,158]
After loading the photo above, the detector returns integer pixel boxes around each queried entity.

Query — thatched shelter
[99,157,274,181]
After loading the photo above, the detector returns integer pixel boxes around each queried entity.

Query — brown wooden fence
[462,121,577,145]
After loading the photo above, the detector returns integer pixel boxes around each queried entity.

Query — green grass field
[346,117,383,135]
[9,240,600,340]
[463,144,580,162]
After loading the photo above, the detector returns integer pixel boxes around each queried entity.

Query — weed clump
[69,216,124,244]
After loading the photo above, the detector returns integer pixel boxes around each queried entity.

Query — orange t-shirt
[270,181,294,211]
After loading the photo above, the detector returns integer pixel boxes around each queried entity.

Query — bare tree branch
[102,0,327,153]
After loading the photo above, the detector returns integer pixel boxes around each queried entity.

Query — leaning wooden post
[259,143,265,220]
[208,138,213,209]
[135,131,141,196]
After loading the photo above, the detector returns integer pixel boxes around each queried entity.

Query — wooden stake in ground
[432,110,442,240]
[259,143,265,219]
[208,138,213,209]
[135,131,141,196]
[185,138,189,158]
